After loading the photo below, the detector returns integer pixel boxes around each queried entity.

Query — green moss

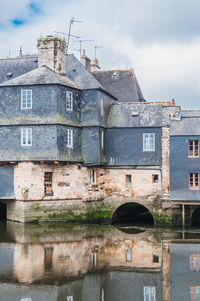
[33,203,40,210]
[153,211,182,226]
[46,207,114,224]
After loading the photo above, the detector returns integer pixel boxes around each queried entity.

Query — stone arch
[111,202,154,225]
[191,206,200,227]
[0,201,7,220]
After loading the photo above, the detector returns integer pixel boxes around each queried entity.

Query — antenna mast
[94,45,103,59]
[66,17,82,54]
[73,39,94,59]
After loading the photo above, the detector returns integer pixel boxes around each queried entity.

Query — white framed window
[100,99,104,116]
[66,297,73,301]
[101,130,104,149]
[143,133,155,151]
[21,128,32,146]
[21,89,32,109]
[144,286,156,301]
[91,170,97,185]
[66,91,73,111]
[66,129,73,147]
[126,248,132,262]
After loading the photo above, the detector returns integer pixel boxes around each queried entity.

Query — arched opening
[112,202,154,225]
[191,207,200,227]
[0,202,7,221]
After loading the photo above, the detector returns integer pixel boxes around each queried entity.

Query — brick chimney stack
[37,36,66,75]
[90,58,101,72]
[81,49,91,72]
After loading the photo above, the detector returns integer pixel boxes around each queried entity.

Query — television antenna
[94,45,103,58]
[66,17,82,54]
[73,39,94,59]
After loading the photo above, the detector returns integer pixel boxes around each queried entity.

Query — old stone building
[0,35,199,225]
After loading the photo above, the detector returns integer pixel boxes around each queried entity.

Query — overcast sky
[0,0,200,108]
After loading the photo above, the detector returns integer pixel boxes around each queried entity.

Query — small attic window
[6,72,13,78]
[112,71,119,79]
[131,110,139,116]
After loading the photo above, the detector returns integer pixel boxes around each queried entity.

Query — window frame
[100,99,104,116]
[152,174,159,183]
[66,91,73,111]
[21,128,32,146]
[144,286,156,301]
[21,89,32,110]
[190,286,200,301]
[143,133,155,152]
[188,140,199,158]
[44,172,53,196]
[91,170,97,185]
[190,254,200,272]
[189,173,199,190]
[66,129,73,148]
[126,248,132,262]
[126,174,132,184]
[101,130,104,149]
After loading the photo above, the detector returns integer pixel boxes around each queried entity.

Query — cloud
[0,0,200,108]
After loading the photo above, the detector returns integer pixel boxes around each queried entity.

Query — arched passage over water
[0,202,7,221]
[112,202,154,225]
[191,207,200,227]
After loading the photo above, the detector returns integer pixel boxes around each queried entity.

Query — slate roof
[170,117,200,136]
[66,54,104,90]
[0,56,38,84]
[181,110,200,117]
[0,66,78,89]
[92,69,144,102]
[107,103,162,127]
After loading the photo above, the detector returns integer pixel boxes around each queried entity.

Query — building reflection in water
[0,222,199,300]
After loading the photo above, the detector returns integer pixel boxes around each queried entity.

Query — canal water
[0,221,200,300]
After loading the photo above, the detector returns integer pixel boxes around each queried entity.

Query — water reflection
[0,222,200,300]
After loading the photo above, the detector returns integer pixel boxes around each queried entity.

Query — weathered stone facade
[0,35,198,225]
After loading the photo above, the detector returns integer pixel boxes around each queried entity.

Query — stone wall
[2,161,181,224]
[37,36,66,75]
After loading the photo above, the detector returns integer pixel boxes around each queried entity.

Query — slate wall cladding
[57,125,82,161]
[57,85,81,126]
[82,127,100,165]
[0,125,57,161]
[170,243,200,301]
[105,128,162,166]
[0,165,14,197]
[81,89,115,127]
[170,136,200,201]
[0,85,58,124]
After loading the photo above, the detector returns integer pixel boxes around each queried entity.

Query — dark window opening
[112,202,154,225]
[152,174,158,183]
[0,202,7,220]
[126,175,132,184]
[153,254,159,263]
[44,247,54,272]
[44,172,53,196]
[192,207,200,227]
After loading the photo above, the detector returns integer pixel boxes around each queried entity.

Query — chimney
[37,36,66,75]
[81,49,91,72]
[90,58,101,72]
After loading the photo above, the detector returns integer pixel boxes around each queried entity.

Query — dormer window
[66,91,73,111]
[21,89,32,109]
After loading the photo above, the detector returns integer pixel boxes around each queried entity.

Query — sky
[0,0,200,108]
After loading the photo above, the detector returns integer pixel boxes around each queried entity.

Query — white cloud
[0,0,200,108]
